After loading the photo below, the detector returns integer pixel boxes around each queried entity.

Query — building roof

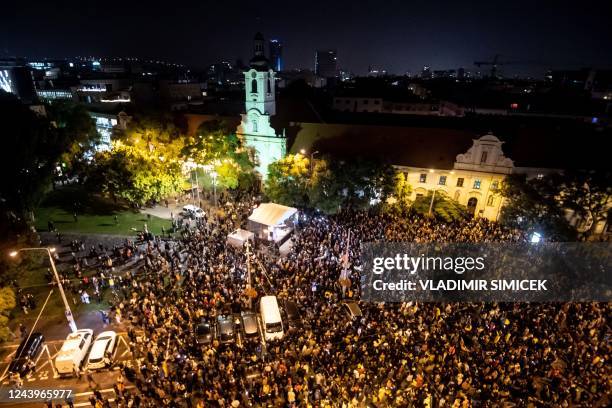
[288,122,611,170]
[248,203,297,226]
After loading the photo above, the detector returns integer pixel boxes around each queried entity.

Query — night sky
[3,0,612,76]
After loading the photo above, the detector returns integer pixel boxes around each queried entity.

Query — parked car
[240,311,260,341]
[282,300,302,330]
[182,204,205,219]
[217,315,235,344]
[55,329,93,376]
[87,331,118,370]
[9,333,44,377]
[343,301,363,320]
[195,321,214,345]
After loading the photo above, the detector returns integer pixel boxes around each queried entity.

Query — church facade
[236,33,287,178]
[396,133,520,220]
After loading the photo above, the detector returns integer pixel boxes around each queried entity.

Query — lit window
[419,173,427,183]
[438,176,447,185]
[456,178,464,187]
[251,79,257,93]
[473,179,481,189]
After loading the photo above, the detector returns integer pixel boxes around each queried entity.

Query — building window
[480,151,488,163]
[251,79,258,93]
[487,195,495,206]
[491,181,499,190]
[438,176,447,185]
[473,179,481,189]
[252,120,258,132]
[267,78,271,94]
[456,178,464,187]
[419,173,427,183]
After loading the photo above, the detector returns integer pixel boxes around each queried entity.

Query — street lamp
[10,247,77,333]
[300,149,319,174]
[210,170,218,207]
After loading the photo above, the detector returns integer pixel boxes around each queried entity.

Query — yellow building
[396,133,513,219]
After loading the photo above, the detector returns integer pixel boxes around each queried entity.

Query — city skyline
[3,0,612,76]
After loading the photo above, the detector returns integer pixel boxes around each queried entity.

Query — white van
[55,329,93,376]
[87,331,118,370]
[260,295,284,341]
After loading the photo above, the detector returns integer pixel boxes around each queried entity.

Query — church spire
[250,32,269,71]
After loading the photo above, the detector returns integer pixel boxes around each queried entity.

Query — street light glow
[9,251,18,257]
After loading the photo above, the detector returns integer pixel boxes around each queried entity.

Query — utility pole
[245,240,253,310]
[10,248,77,332]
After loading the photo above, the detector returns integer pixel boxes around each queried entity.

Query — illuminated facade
[236,33,287,178]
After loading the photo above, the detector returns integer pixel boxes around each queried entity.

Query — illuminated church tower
[236,32,287,178]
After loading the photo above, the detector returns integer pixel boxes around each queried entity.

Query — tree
[264,154,311,207]
[87,142,185,207]
[47,101,99,179]
[387,172,413,210]
[500,174,576,240]
[0,287,16,343]
[183,120,256,191]
[412,190,468,222]
[555,170,611,239]
[0,93,97,230]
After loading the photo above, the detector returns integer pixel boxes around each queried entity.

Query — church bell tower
[236,32,287,179]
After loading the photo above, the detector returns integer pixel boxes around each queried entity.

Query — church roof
[287,122,610,171]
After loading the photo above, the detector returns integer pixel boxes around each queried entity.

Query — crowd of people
[31,201,610,407]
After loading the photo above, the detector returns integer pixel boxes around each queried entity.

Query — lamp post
[10,247,77,333]
[428,189,437,217]
[300,149,319,174]
[210,170,218,207]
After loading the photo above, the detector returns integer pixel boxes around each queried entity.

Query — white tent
[248,203,297,226]
[247,203,298,242]
[227,229,255,247]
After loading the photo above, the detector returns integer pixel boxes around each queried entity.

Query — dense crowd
[34,202,611,407]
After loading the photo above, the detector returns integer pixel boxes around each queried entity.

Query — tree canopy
[412,190,468,222]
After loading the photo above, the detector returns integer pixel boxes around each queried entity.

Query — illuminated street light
[211,170,218,207]
[9,247,77,332]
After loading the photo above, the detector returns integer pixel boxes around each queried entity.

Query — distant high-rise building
[315,50,337,78]
[421,65,432,79]
[269,39,283,72]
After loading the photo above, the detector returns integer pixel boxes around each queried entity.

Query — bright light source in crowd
[9,251,18,257]
[530,232,542,243]
[49,247,56,253]
[300,149,306,154]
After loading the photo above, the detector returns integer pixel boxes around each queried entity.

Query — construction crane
[474,54,508,78]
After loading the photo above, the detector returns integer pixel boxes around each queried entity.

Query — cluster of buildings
[2,34,610,235]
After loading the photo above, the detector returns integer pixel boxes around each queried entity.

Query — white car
[182,204,205,218]
[55,329,94,376]
[86,331,118,370]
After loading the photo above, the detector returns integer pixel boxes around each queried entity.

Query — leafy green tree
[0,93,97,231]
[500,174,576,240]
[412,190,467,222]
[0,287,16,343]
[47,101,99,178]
[183,120,255,191]
[87,143,185,207]
[264,154,311,207]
